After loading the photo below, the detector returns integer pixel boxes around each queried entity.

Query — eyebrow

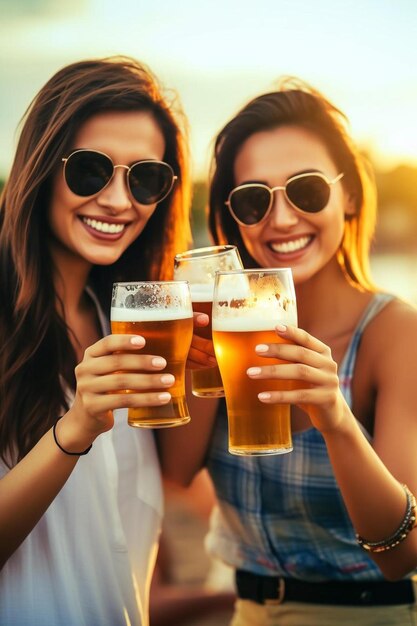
[238,169,324,186]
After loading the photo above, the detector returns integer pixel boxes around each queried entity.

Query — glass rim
[174,245,237,261]
[112,280,190,287]
[214,267,293,277]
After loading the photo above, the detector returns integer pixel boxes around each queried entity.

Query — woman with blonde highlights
[161,79,417,625]
[0,56,191,625]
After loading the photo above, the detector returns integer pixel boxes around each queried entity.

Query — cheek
[238,226,261,254]
[48,175,67,227]
[331,212,347,241]
[47,197,61,239]
[130,204,159,236]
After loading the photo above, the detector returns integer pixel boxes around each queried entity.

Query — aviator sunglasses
[62,149,177,205]
[226,171,344,227]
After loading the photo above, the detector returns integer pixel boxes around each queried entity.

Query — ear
[344,192,357,218]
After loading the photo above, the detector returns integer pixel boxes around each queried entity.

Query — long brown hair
[208,78,377,290]
[0,57,191,464]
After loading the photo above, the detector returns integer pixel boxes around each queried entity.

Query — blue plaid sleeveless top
[206,293,395,581]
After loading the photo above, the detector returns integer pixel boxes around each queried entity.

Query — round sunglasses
[62,149,177,205]
[225,171,344,227]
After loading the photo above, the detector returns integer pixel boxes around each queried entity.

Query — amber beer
[213,319,294,455]
[212,268,297,456]
[111,281,193,428]
[190,285,223,397]
[174,245,243,398]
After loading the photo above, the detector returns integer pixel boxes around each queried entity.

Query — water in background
[371,253,417,305]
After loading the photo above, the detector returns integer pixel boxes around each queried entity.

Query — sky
[1,0,417,179]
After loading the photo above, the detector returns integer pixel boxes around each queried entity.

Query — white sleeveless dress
[0,290,163,626]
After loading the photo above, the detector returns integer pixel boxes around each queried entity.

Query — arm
[157,313,219,486]
[157,374,219,486]
[248,302,417,579]
[150,471,235,625]
[0,334,175,568]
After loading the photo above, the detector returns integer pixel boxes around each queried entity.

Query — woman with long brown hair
[160,80,417,625]
[0,56,192,625]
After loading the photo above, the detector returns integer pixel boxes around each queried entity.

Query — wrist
[54,413,95,455]
[319,400,358,439]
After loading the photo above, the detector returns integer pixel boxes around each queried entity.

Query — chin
[84,251,125,266]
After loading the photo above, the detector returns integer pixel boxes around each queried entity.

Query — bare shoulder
[366,296,417,338]
[362,295,417,371]
[361,296,417,478]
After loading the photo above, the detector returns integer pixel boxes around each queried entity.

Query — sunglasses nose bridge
[268,185,300,225]
[112,164,130,185]
[97,163,133,211]
[113,164,130,171]
[109,163,131,186]
[269,185,289,211]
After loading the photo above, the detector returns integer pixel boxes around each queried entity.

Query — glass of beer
[174,245,243,397]
[111,281,193,428]
[212,268,297,455]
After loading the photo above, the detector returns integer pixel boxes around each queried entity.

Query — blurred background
[1,0,417,302]
[1,1,416,624]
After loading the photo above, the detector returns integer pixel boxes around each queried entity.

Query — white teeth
[270,236,311,254]
[82,217,125,234]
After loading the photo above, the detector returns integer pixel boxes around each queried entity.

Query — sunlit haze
[1,0,417,178]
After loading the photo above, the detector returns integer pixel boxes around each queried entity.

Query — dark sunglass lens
[129,161,174,205]
[286,175,330,213]
[229,186,271,225]
[65,151,113,196]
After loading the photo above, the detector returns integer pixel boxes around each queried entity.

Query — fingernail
[196,314,209,324]
[275,323,287,332]
[160,374,175,385]
[152,357,166,368]
[255,344,268,353]
[258,392,271,401]
[208,356,218,365]
[247,367,261,376]
[158,392,171,402]
[130,335,145,346]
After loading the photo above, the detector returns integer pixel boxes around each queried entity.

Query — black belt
[236,569,415,606]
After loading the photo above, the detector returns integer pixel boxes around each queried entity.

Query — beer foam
[212,309,297,332]
[189,284,213,302]
[111,306,192,322]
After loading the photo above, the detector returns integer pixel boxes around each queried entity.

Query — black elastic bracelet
[53,417,92,456]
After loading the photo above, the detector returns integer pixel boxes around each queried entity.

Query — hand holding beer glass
[173,245,243,397]
[212,268,297,455]
[111,281,193,428]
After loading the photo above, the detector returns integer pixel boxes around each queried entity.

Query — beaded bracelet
[356,484,417,553]
[53,417,92,456]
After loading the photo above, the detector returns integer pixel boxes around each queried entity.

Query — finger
[85,372,176,394]
[188,334,216,364]
[186,350,217,369]
[187,353,217,369]
[247,362,331,385]
[87,334,146,358]
[82,353,168,376]
[273,324,330,355]
[255,342,328,368]
[193,311,210,328]
[87,391,173,414]
[192,333,215,356]
[257,388,315,404]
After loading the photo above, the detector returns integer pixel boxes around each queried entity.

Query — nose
[96,165,132,214]
[268,188,299,228]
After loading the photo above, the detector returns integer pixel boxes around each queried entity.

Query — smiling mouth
[269,235,312,254]
[81,217,127,234]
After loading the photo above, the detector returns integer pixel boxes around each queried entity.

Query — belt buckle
[265,577,285,605]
